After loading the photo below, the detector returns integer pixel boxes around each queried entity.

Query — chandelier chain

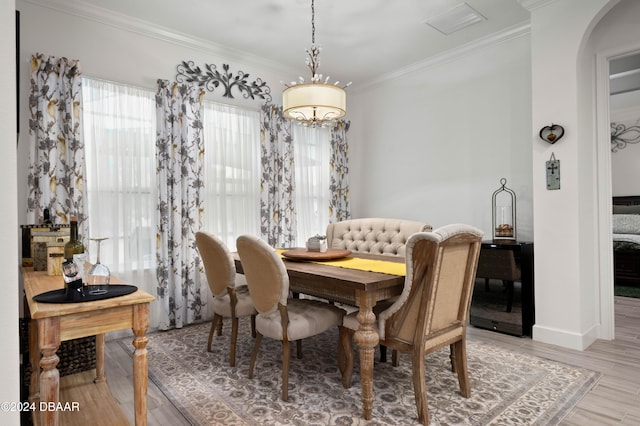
[311,0,315,45]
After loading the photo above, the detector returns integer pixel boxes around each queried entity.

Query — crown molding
[18,0,296,79]
[355,22,531,92]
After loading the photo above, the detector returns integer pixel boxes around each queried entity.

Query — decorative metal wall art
[611,122,640,152]
[539,123,564,144]
[491,178,517,242]
[176,61,272,102]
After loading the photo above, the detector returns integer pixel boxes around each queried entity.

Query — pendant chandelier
[282,0,350,127]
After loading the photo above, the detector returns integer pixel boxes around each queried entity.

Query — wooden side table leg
[132,303,150,426]
[39,317,61,426]
[28,318,40,406]
[354,292,378,421]
[94,333,106,383]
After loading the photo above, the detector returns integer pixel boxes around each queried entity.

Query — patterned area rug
[119,320,599,425]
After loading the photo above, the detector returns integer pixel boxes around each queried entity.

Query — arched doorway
[591,0,640,340]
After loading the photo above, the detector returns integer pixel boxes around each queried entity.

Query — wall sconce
[539,124,564,144]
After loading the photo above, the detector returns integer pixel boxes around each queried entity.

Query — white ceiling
[50,0,530,86]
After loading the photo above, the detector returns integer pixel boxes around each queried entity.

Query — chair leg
[250,315,257,338]
[449,344,456,373]
[229,316,239,367]
[338,327,354,388]
[392,349,399,367]
[282,339,290,401]
[412,349,429,425]
[216,317,223,336]
[208,314,222,352]
[296,340,303,359]
[505,280,514,313]
[248,333,263,379]
[452,340,470,398]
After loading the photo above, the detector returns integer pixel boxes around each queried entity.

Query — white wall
[0,0,21,424]
[348,30,533,240]
[527,0,626,350]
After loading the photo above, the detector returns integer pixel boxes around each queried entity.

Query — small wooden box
[32,231,69,271]
[47,242,66,276]
[33,242,48,271]
[21,226,50,267]
[21,224,70,267]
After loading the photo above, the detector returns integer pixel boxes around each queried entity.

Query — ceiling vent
[423,2,487,35]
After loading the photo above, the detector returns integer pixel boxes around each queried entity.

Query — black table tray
[33,284,138,303]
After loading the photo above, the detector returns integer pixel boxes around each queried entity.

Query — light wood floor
[103,296,640,425]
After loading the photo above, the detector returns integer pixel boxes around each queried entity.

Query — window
[202,101,261,250]
[82,78,157,273]
[83,78,328,257]
[201,103,330,249]
[293,125,331,246]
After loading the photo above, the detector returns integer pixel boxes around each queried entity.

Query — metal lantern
[492,178,516,242]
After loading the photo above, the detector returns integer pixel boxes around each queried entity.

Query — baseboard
[532,323,599,351]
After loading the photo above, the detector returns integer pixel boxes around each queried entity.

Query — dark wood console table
[470,241,534,336]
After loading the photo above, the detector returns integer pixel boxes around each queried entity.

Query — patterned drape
[259,104,297,247]
[27,53,87,238]
[155,80,207,330]
[329,120,351,223]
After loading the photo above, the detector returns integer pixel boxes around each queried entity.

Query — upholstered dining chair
[236,234,346,401]
[337,224,483,425]
[195,231,257,367]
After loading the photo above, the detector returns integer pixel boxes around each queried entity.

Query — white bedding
[612,214,640,234]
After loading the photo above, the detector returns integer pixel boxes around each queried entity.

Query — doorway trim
[595,43,640,340]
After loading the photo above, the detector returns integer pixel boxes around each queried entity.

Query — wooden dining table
[233,250,406,420]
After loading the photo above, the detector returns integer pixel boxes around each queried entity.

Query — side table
[23,267,154,425]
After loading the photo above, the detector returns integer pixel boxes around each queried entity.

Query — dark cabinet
[470,241,534,336]
[614,250,640,286]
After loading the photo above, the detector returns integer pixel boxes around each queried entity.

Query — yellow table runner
[277,250,406,276]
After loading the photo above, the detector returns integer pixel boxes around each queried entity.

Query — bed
[612,196,640,287]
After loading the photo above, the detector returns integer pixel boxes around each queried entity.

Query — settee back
[325,218,432,257]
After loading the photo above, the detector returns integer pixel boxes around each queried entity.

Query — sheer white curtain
[202,101,261,250]
[82,77,159,329]
[293,125,331,246]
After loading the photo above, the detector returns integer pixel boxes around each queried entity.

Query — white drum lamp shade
[283,83,346,124]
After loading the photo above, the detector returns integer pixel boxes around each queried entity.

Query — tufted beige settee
[325,218,432,257]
